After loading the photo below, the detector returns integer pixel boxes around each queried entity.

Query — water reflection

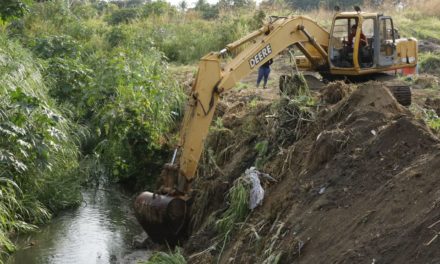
[8,188,150,264]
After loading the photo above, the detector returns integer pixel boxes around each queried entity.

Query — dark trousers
[257,67,271,87]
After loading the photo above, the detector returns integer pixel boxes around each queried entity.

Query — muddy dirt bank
[182,81,440,263]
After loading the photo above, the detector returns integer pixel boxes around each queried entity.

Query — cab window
[330,17,358,68]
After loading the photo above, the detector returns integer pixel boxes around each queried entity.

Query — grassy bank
[1,0,187,259]
[0,33,81,258]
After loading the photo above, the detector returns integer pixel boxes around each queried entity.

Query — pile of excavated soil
[319,81,353,104]
[184,82,440,263]
[418,39,440,53]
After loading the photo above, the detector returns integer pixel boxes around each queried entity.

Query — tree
[126,0,146,8]
[218,0,234,9]
[179,0,187,11]
[195,0,219,19]
[233,0,254,8]
[195,0,207,10]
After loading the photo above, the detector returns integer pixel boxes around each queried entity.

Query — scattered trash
[245,167,266,210]
[318,187,326,194]
[316,132,323,141]
[371,129,377,136]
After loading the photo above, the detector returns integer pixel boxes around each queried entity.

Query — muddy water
[7,188,150,264]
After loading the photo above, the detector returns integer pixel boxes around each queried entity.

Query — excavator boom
[134,15,331,244]
[180,15,329,186]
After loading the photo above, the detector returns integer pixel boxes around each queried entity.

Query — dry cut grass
[411,0,440,17]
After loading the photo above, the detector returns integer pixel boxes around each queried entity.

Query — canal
[7,187,150,264]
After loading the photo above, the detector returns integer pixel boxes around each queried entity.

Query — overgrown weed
[144,247,187,264]
[215,177,250,239]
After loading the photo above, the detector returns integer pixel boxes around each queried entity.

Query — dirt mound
[319,81,353,104]
[183,82,440,263]
[418,39,440,53]
[414,74,439,89]
[425,98,440,116]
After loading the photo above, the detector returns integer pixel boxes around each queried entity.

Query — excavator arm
[134,16,330,244]
[179,16,329,187]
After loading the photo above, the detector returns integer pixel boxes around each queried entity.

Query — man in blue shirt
[257,58,273,89]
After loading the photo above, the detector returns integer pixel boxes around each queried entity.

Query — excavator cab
[330,16,373,68]
[328,12,417,75]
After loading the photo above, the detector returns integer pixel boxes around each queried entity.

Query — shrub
[142,0,176,17]
[419,52,440,74]
[105,26,129,48]
[71,3,98,19]
[106,8,140,25]
[0,0,28,21]
[200,4,220,20]
[45,57,93,106]
[26,0,73,30]
[86,48,184,185]
[32,35,82,59]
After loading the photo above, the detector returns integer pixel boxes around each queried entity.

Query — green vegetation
[419,52,440,75]
[145,247,186,264]
[0,0,30,21]
[11,0,186,188]
[424,109,440,134]
[216,177,250,238]
[0,0,189,258]
[395,12,440,40]
[0,33,80,257]
[255,140,269,169]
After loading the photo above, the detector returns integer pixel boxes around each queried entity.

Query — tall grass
[8,0,186,189]
[394,12,440,40]
[407,0,440,18]
[216,178,250,238]
[365,0,440,41]
[0,33,81,258]
[144,247,187,264]
[419,52,440,74]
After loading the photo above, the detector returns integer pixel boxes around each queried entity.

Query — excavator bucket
[134,192,189,245]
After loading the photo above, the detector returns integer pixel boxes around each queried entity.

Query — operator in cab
[344,24,368,50]
[339,24,368,67]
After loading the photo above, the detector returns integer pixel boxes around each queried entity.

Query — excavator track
[386,85,412,107]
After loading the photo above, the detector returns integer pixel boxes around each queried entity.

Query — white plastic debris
[316,132,323,141]
[245,167,265,210]
[371,129,377,136]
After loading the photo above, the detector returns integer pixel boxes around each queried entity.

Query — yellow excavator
[134,10,418,244]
